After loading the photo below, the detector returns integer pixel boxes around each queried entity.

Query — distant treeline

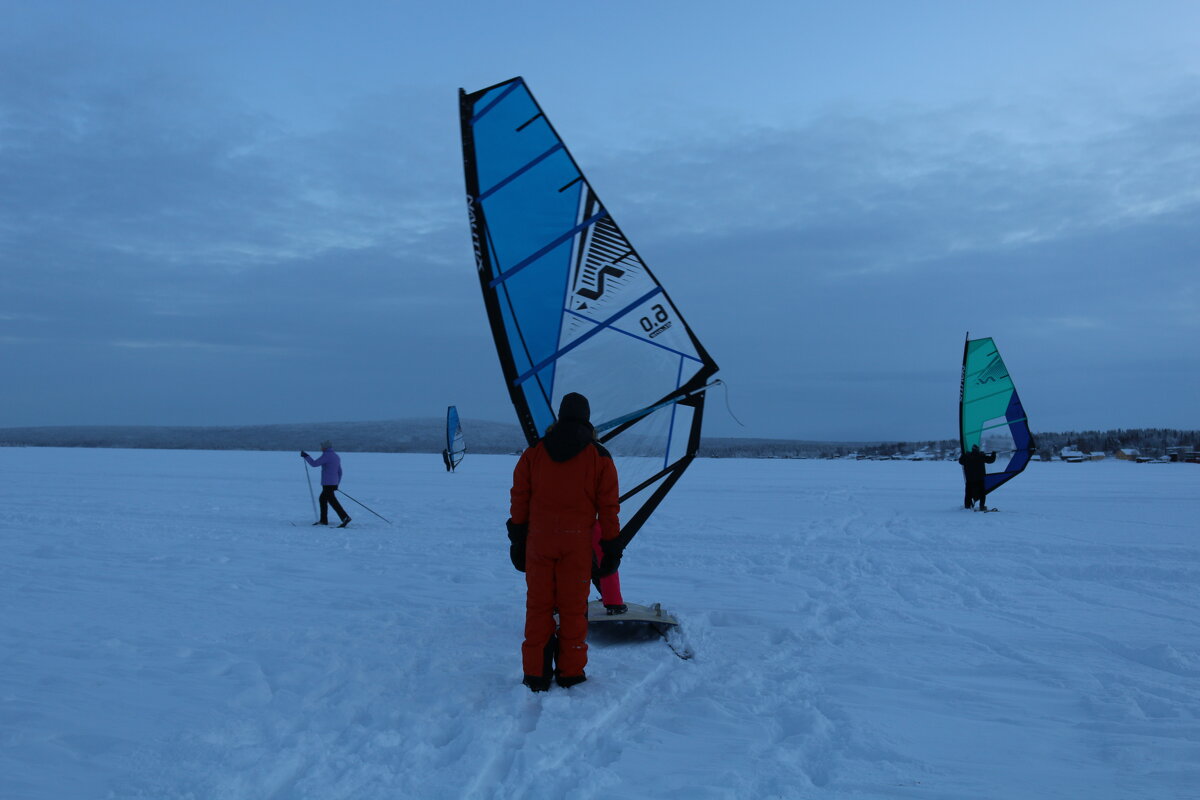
[0,419,527,455]
[697,438,877,459]
[840,428,1198,460]
[1025,428,1198,458]
[0,422,1194,460]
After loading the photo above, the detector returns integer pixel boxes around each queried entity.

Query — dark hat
[558,392,591,424]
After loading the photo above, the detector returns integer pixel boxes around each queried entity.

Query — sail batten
[479,143,566,201]
[461,76,718,548]
[512,286,666,386]
[489,211,610,288]
[563,308,705,363]
[470,81,521,123]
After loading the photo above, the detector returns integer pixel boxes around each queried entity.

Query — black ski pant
[319,485,349,523]
[964,479,987,509]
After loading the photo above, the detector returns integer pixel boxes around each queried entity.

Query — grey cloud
[567,91,1200,438]
[590,86,1200,280]
[2,39,1196,437]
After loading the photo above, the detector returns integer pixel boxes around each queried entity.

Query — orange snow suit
[510,435,619,679]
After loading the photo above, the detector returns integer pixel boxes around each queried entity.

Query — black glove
[595,537,623,577]
[506,519,528,573]
[300,451,309,458]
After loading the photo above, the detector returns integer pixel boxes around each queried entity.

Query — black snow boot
[555,672,587,689]
[337,517,352,528]
[522,674,551,693]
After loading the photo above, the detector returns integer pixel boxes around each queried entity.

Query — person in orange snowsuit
[507,392,621,692]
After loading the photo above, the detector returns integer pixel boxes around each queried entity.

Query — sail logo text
[577,266,625,300]
[648,321,672,338]
[465,196,484,273]
[641,303,671,338]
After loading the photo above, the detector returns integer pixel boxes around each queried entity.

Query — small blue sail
[459,77,719,546]
[446,406,466,469]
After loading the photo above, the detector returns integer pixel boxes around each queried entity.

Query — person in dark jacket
[302,441,351,527]
[507,392,621,692]
[958,444,997,511]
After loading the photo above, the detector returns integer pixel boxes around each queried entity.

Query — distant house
[1115,448,1140,461]
[1061,446,1086,463]
[1165,446,1194,463]
[1088,452,1106,461]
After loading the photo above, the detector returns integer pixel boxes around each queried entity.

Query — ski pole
[336,489,393,525]
[303,459,318,521]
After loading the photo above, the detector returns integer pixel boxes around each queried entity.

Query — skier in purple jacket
[301,441,351,527]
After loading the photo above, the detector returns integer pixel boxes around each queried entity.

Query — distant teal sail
[460,77,719,546]
[446,406,465,469]
[959,334,1035,493]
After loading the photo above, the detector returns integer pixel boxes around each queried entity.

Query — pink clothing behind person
[591,522,623,605]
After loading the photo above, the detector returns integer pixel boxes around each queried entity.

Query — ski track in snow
[1,448,1199,799]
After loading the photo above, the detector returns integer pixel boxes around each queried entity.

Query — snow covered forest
[0,422,1194,461]
[0,419,528,455]
[752,429,1200,461]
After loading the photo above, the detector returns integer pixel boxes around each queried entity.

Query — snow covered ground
[2,447,1197,799]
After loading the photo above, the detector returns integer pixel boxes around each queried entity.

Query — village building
[1061,446,1086,463]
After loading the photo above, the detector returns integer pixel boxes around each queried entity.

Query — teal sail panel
[460,77,719,546]
[959,334,1035,493]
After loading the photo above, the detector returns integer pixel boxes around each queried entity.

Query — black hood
[542,419,595,462]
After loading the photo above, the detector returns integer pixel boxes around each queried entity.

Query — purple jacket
[304,448,343,486]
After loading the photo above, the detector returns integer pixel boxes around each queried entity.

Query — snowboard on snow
[585,600,693,660]
[586,600,678,626]
[553,601,694,660]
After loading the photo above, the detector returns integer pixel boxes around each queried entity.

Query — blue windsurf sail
[460,77,720,547]
[959,333,1035,493]
[446,405,466,469]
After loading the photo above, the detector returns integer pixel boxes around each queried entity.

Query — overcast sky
[3,1,1198,440]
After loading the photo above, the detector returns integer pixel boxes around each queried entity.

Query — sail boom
[596,379,719,435]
